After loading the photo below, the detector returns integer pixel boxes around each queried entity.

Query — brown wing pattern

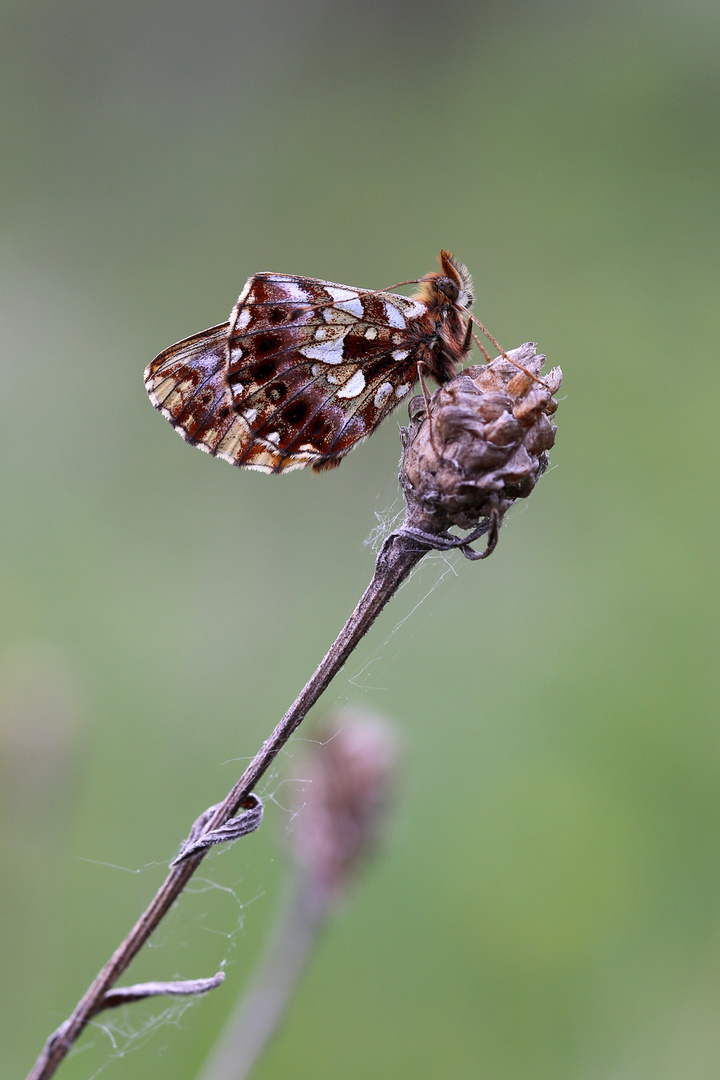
[145,273,430,473]
[144,322,238,458]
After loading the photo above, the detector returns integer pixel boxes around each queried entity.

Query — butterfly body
[144,251,474,473]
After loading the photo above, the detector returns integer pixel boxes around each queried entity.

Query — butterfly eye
[436,276,459,302]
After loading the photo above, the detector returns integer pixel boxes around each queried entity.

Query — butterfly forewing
[145,273,429,473]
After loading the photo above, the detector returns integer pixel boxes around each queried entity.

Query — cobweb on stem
[364,495,405,554]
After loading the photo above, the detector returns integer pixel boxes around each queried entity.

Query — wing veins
[321,354,420,457]
[235,284,425,328]
[235,369,343,467]
[228,328,417,404]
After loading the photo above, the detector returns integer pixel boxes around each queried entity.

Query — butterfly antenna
[467,312,550,389]
[380,278,421,292]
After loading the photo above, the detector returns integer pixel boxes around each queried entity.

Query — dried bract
[400,342,562,539]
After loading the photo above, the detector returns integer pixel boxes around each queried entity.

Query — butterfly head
[417,250,474,312]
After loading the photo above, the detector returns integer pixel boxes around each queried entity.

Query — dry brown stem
[26,345,560,1080]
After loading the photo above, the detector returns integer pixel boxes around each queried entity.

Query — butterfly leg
[416,361,439,451]
[468,313,549,388]
[470,328,492,363]
[461,316,480,359]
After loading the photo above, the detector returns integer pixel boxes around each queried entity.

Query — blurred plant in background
[199,712,398,1080]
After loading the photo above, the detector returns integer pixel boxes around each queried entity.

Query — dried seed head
[290,714,398,904]
[400,343,562,538]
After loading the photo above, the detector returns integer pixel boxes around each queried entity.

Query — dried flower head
[400,342,562,549]
[290,715,398,904]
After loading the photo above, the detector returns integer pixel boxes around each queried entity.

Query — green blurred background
[2,0,719,1077]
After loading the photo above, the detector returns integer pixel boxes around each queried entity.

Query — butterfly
[144,250,506,474]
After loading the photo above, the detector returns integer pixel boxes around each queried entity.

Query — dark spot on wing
[255,333,282,355]
[283,399,310,426]
[310,413,334,441]
[252,359,277,381]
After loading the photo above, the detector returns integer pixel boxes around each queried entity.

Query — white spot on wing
[326,287,364,318]
[392,349,410,362]
[300,334,347,365]
[235,308,252,330]
[243,447,279,472]
[337,370,366,399]
[402,300,426,320]
[395,383,410,399]
[243,408,258,422]
[267,432,280,445]
[314,326,328,340]
[383,300,406,329]
[374,382,394,409]
[275,280,310,304]
[364,326,378,340]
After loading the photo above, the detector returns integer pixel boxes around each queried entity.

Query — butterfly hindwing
[224,273,428,471]
[145,272,430,473]
[143,322,245,456]
[144,252,480,473]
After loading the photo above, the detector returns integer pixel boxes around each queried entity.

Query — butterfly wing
[144,273,430,473]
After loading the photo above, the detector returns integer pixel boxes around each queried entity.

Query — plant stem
[26,530,425,1080]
